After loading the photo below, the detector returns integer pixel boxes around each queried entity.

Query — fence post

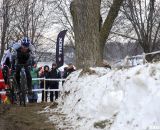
[124,55,129,67]
[142,53,146,64]
[44,78,46,102]
[132,58,134,66]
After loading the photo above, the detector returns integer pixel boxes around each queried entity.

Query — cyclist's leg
[12,73,18,103]
[15,65,21,91]
[25,67,32,92]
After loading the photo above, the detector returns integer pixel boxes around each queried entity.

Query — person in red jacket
[0,67,6,103]
[0,67,5,89]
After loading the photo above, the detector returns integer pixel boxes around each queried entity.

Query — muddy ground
[0,103,57,130]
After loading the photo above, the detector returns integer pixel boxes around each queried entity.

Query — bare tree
[0,0,10,60]
[0,0,60,61]
[122,0,160,61]
[0,0,21,60]
[48,0,74,47]
[10,0,47,43]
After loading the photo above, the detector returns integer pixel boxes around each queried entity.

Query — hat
[52,63,57,66]
[44,65,49,70]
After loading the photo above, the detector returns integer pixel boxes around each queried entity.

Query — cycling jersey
[11,42,35,65]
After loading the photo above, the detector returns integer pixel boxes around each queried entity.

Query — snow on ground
[44,62,160,130]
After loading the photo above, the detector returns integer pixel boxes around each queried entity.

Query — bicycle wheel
[10,74,19,104]
[7,77,15,104]
[19,70,27,107]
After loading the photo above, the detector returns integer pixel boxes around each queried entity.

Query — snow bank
[47,62,160,130]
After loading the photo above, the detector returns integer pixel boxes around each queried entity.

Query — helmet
[52,63,57,66]
[21,37,30,47]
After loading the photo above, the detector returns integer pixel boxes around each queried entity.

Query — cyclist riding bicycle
[1,46,12,85]
[1,44,13,103]
[11,37,36,95]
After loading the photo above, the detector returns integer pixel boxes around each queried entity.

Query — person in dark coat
[49,63,61,101]
[63,63,75,78]
[62,67,68,79]
[67,63,76,75]
[40,65,50,102]
[62,63,76,85]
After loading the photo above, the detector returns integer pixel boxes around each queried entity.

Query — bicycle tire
[10,74,19,105]
[7,77,15,104]
[19,69,27,107]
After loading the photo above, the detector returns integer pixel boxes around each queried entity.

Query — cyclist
[1,45,12,85]
[1,42,16,104]
[11,37,35,95]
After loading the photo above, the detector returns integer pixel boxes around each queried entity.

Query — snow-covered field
[43,62,160,130]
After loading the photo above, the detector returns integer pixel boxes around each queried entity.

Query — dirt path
[0,103,56,130]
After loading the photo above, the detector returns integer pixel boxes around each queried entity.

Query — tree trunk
[71,0,124,69]
[100,0,124,55]
[71,0,101,69]
[0,0,9,61]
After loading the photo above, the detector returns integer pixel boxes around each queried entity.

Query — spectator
[39,65,50,102]
[63,63,76,78]
[0,66,5,104]
[28,64,40,103]
[67,62,76,75]
[62,67,68,78]
[62,67,68,85]
[62,63,76,85]
[49,63,61,101]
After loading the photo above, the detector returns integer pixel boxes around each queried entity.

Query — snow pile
[47,62,160,130]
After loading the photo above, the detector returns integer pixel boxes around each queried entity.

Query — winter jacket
[30,67,40,85]
[0,68,5,89]
[63,67,75,78]
[49,68,61,88]
[40,70,50,88]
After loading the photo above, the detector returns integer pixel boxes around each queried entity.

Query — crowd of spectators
[0,62,76,103]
